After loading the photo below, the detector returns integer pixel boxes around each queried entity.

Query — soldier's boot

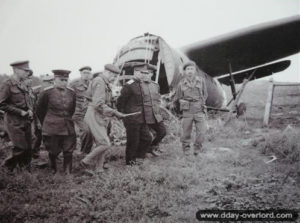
[63,152,73,175]
[194,143,203,156]
[95,147,108,173]
[182,144,191,156]
[147,145,160,157]
[48,153,57,174]
[3,156,18,172]
[19,150,32,172]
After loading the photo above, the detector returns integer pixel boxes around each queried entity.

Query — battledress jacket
[0,77,34,149]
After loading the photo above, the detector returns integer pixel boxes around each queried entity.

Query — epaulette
[67,87,75,92]
[43,86,54,91]
[126,79,135,85]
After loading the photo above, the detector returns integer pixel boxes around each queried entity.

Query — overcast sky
[0,0,299,81]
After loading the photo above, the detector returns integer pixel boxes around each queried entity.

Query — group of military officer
[0,59,207,174]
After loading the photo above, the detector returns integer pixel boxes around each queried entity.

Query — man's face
[184,65,196,80]
[24,76,33,87]
[143,70,153,81]
[80,70,92,81]
[14,68,31,80]
[105,70,118,83]
[54,77,68,88]
[133,69,143,80]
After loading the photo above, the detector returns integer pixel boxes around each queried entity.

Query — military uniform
[36,70,76,173]
[0,61,34,171]
[81,64,121,170]
[31,74,54,158]
[117,63,163,164]
[69,77,94,154]
[174,71,208,155]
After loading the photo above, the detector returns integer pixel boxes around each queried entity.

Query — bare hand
[27,110,34,119]
[21,110,28,117]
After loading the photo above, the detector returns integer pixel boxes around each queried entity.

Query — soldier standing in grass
[69,66,94,154]
[173,61,208,156]
[36,70,76,174]
[0,61,34,172]
[117,62,162,165]
[80,64,126,173]
[142,68,166,156]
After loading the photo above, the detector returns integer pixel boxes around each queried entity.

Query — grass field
[0,80,299,223]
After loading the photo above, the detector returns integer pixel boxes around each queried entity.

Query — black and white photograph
[0,0,299,222]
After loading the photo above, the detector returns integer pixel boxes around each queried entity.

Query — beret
[52,69,71,78]
[182,61,196,70]
[79,66,92,72]
[10,60,33,74]
[104,64,121,74]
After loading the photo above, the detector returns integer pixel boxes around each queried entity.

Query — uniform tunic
[69,78,89,120]
[0,77,33,150]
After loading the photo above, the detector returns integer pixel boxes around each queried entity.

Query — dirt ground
[0,80,299,223]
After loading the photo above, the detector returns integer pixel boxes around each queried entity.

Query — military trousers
[124,123,152,164]
[81,106,111,170]
[73,116,94,154]
[148,121,167,152]
[32,124,42,157]
[43,135,76,156]
[181,112,207,152]
[4,120,32,171]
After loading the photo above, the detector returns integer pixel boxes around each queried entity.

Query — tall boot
[3,156,18,172]
[63,152,73,175]
[48,153,57,174]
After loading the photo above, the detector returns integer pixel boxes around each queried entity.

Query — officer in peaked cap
[0,60,34,172]
[69,66,94,155]
[117,62,164,165]
[36,69,76,174]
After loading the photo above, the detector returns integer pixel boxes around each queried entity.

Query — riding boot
[48,153,57,174]
[63,152,73,175]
